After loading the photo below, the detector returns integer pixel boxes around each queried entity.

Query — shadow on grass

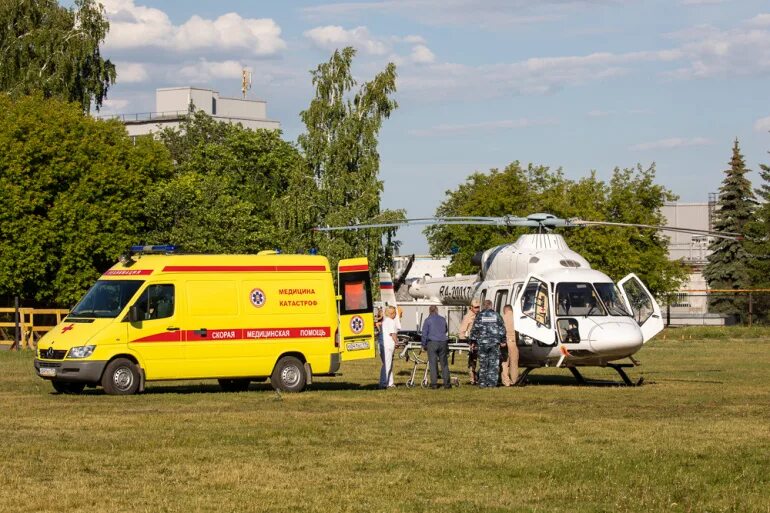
[49,373,658,396]
[119,381,382,395]
[523,374,636,387]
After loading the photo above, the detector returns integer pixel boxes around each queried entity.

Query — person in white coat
[379,306,399,389]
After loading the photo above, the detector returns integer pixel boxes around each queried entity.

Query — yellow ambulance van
[34,246,375,395]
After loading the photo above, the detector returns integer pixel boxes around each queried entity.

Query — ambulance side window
[135,284,175,320]
[339,272,373,314]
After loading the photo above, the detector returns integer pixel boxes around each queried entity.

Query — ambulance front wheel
[102,358,140,395]
[271,356,306,393]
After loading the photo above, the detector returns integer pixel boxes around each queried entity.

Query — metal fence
[96,110,189,123]
[662,289,770,326]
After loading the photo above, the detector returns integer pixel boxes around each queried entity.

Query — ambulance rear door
[337,258,375,361]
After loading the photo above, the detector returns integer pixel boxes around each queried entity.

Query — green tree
[0,0,116,112]
[0,95,172,305]
[426,162,685,296]
[745,147,770,323]
[149,111,313,253]
[703,139,757,322]
[298,47,404,271]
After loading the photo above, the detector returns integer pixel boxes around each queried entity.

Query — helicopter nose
[588,321,643,357]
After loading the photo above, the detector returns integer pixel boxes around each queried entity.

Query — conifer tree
[703,139,757,322]
[745,142,770,322]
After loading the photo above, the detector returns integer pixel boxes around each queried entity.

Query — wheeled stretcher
[398,340,470,387]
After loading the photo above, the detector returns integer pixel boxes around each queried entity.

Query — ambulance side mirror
[128,305,142,323]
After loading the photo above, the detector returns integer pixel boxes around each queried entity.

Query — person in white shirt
[379,306,399,389]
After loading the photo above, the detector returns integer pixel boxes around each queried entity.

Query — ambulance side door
[127,283,183,379]
[337,258,375,361]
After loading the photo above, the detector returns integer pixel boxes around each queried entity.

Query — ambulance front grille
[38,349,67,360]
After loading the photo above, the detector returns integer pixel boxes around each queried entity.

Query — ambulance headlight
[67,345,96,359]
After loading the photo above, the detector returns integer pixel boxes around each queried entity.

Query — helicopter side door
[617,273,664,343]
[513,274,556,346]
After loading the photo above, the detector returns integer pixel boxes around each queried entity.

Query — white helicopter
[316,213,737,386]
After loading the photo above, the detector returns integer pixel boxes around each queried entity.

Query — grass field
[2,328,769,513]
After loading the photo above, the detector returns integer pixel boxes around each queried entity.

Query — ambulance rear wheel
[51,381,85,394]
[102,358,140,395]
[218,379,250,392]
[271,356,306,393]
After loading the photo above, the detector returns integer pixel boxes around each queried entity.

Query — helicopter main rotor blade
[570,219,741,240]
[314,216,513,232]
[314,213,741,240]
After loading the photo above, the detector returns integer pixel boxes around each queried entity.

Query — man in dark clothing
[470,300,507,387]
[421,305,451,389]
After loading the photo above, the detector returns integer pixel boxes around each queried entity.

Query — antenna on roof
[242,69,252,99]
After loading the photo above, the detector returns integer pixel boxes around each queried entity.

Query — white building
[660,201,714,265]
[660,199,726,325]
[106,87,280,137]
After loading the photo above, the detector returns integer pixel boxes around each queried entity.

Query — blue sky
[93,0,770,252]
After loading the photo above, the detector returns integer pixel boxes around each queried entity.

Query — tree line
[0,1,401,306]
[424,163,687,296]
[2,0,767,322]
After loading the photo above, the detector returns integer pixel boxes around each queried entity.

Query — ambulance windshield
[69,280,144,318]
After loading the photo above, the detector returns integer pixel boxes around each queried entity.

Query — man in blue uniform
[421,305,451,389]
[469,300,507,388]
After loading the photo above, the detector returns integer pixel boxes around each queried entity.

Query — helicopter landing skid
[514,364,644,386]
[514,367,536,386]
[606,363,644,387]
[568,366,587,385]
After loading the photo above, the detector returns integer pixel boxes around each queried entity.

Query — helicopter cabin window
[555,283,606,317]
[557,318,581,343]
[513,283,522,302]
[594,283,631,316]
[494,289,508,313]
[620,278,654,326]
[521,279,550,328]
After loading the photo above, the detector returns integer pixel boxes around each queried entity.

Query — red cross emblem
[61,324,75,333]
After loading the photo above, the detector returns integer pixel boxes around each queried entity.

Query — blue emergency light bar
[129,245,177,253]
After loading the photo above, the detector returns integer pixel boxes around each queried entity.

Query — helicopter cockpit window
[555,283,606,317]
[521,279,550,328]
[594,283,631,316]
[557,318,581,343]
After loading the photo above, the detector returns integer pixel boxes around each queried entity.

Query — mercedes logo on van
[46,347,54,359]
